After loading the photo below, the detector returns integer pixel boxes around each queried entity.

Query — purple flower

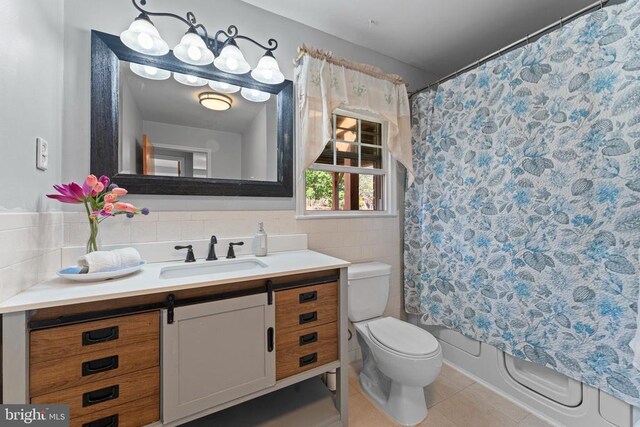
[141,208,150,215]
[108,183,119,191]
[47,182,91,204]
[99,175,110,190]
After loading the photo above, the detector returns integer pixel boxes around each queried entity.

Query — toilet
[348,262,442,426]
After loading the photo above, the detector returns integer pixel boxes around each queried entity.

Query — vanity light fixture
[174,72,208,86]
[251,51,285,84]
[120,13,169,56]
[241,88,270,103]
[199,92,232,111]
[213,39,251,75]
[130,62,171,80]
[173,28,214,66]
[208,80,240,94]
[121,0,282,82]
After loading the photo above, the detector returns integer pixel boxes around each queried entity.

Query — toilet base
[359,373,428,427]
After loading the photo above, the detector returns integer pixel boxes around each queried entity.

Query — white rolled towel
[78,248,142,273]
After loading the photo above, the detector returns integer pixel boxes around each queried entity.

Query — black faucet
[226,242,244,259]
[175,245,196,263]
[206,235,218,261]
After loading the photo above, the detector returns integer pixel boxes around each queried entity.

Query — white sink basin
[160,258,268,280]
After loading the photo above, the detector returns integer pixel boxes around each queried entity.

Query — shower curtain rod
[410,0,609,97]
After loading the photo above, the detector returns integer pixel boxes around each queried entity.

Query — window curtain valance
[294,46,415,186]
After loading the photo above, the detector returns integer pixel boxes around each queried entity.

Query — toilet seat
[366,317,440,357]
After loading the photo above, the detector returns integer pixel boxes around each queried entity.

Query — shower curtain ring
[599,0,604,9]
[560,16,564,27]
[526,34,530,45]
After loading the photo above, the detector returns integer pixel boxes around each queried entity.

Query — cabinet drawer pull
[299,290,318,303]
[83,414,119,427]
[299,353,318,367]
[83,385,119,407]
[299,332,318,346]
[82,326,119,346]
[299,311,317,325]
[82,355,119,376]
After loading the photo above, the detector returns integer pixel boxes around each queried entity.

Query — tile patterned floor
[348,361,555,427]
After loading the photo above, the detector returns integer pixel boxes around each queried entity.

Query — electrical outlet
[36,137,48,171]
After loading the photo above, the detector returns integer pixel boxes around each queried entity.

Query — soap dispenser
[252,222,268,257]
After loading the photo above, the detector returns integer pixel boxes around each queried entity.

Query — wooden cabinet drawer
[30,311,159,365]
[275,282,338,334]
[31,367,159,419]
[30,338,158,396]
[276,322,338,380]
[71,394,159,427]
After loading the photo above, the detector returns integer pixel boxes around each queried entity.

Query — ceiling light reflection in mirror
[199,92,232,111]
[241,88,270,102]
[130,62,170,80]
[208,80,241,94]
[173,72,208,87]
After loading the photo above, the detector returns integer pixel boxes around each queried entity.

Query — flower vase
[86,216,102,254]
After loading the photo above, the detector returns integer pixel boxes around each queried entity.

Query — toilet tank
[348,262,392,322]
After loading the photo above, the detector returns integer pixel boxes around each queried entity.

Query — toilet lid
[367,317,439,356]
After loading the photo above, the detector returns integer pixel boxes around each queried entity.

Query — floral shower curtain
[405,0,640,406]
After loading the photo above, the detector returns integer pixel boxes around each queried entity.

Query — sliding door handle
[267,327,274,352]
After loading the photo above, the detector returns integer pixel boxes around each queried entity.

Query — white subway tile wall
[0,212,63,302]
[64,210,403,360]
[0,210,401,361]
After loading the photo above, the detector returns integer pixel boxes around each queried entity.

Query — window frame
[296,108,398,219]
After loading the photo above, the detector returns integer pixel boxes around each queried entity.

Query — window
[301,111,395,216]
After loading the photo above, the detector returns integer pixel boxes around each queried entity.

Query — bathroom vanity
[0,250,349,427]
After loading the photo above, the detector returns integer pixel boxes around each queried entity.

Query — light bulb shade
[173,31,214,65]
[241,87,270,102]
[120,15,169,56]
[214,41,251,74]
[208,80,240,93]
[174,72,208,86]
[251,52,285,84]
[199,92,232,111]
[130,62,170,80]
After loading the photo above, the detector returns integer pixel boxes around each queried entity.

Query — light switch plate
[36,137,48,171]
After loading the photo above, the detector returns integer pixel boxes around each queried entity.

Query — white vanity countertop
[0,250,349,314]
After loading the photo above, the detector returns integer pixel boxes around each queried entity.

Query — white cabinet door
[162,293,275,423]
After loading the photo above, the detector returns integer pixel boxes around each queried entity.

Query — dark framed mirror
[90,30,293,197]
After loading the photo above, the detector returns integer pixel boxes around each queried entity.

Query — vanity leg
[336,267,349,425]
[2,311,29,403]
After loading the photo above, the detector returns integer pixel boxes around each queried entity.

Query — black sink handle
[226,241,244,259]
[175,245,196,263]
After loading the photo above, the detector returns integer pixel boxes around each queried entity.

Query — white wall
[61,0,432,211]
[241,105,268,180]
[0,0,64,212]
[142,121,242,180]
[0,0,65,301]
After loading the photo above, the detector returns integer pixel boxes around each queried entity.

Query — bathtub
[408,315,640,427]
